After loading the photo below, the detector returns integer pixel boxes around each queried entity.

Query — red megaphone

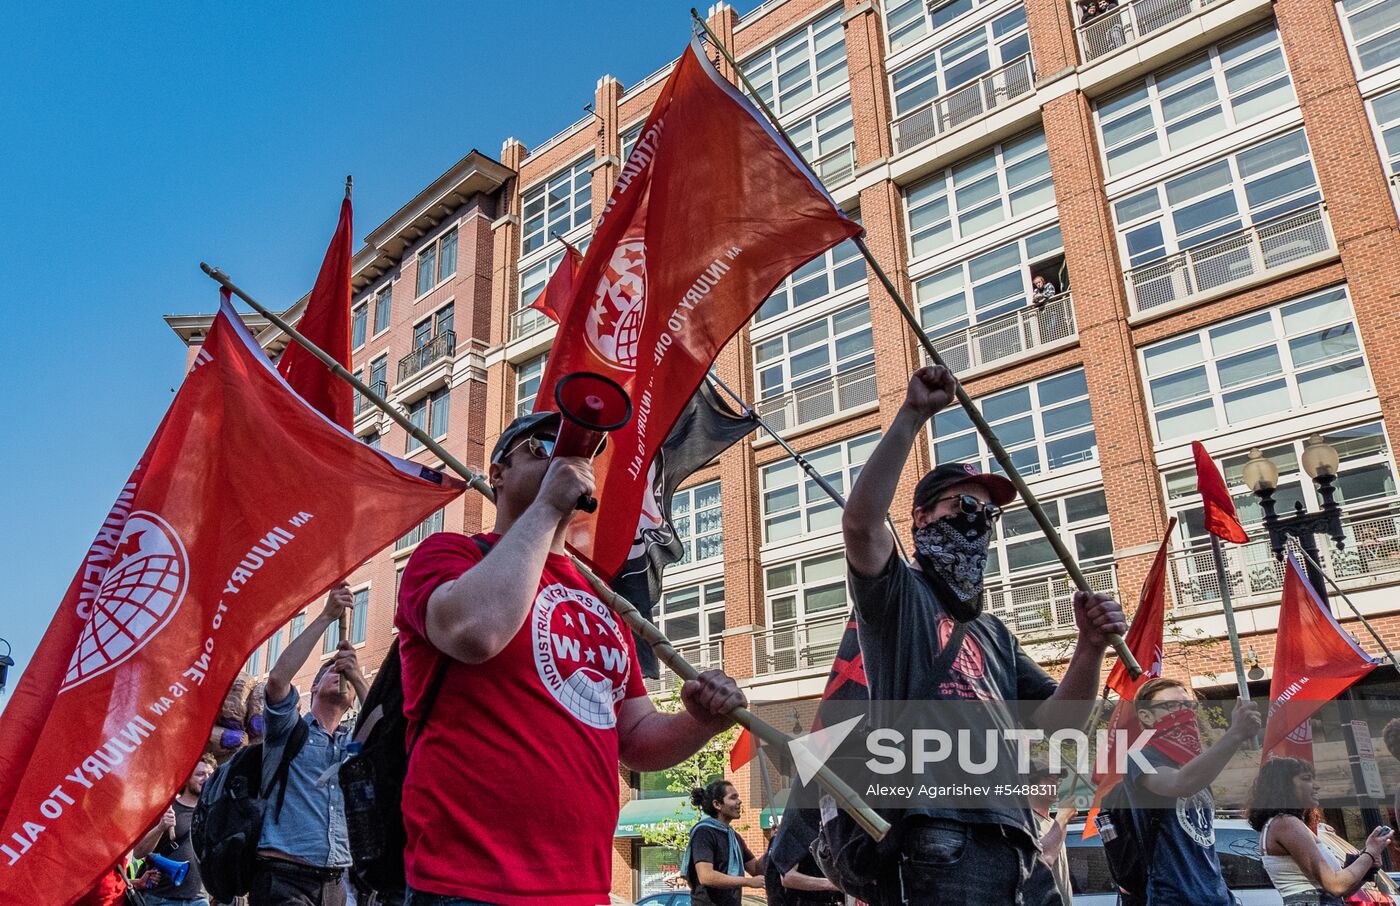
[552,372,633,513]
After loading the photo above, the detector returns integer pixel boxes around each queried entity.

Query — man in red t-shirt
[396,412,749,906]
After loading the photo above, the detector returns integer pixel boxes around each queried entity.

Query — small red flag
[278,194,355,429]
[1083,518,1175,838]
[1261,554,1379,762]
[729,727,755,772]
[528,240,583,325]
[1192,441,1249,544]
[535,35,860,578]
[0,295,463,902]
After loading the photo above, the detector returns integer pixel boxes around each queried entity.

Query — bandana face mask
[913,508,994,622]
[1144,704,1204,765]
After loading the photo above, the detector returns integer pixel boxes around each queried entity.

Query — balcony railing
[645,639,723,694]
[753,612,849,677]
[891,55,1034,155]
[1169,502,1400,609]
[1126,203,1332,314]
[354,380,387,417]
[754,362,878,437]
[398,330,456,382]
[1076,0,1211,63]
[510,305,554,341]
[813,142,857,186]
[924,293,1076,374]
[984,564,1118,636]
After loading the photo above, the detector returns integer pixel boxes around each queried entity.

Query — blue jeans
[404,889,498,906]
[880,818,1035,905]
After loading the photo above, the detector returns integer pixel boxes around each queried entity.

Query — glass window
[373,285,392,335]
[673,480,723,565]
[987,489,1114,587]
[406,388,450,452]
[889,6,1031,115]
[884,0,1008,51]
[396,509,444,552]
[743,10,848,118]
[1340,0,1400,75]
[933,367,1096,478]
[761,433,880,542]
[765,553,849,622]
[757,238,864,322]
[656,582,725,652]
[1368,85,1400,181]
[516,354,547,416]
[906,130,1053,258]
[621,122,643,163]
[521,155,595,255]
[754,303,874,400]
[914,224,1063,335]
[351,303,367,349]
[246,646,262,677]
[1096,24,1296,177]
[350,590,368,645]
[267,627,283,665]
[290,612,306,640]
[1141,286,1372,442]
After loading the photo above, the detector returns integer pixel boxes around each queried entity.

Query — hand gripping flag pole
[200,264,890,841]
[689,10,1140,680]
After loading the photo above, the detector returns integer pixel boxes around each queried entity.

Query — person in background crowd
[763,843,842,906]
[395,412,748,906]
[134,755,217,906]
[682,780,764,904]
[1031,274,1058,306]
[1125,677,1261,906]
[1382,718,1400,830]
[1022,761,1075,906]
[842,365,1128,904]
[250,583,366,906]
[1248,756,1393,905]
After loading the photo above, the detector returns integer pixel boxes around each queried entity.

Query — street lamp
[1243,437,1380,837]
[1241,436,1347,600]
[0,638,13,695]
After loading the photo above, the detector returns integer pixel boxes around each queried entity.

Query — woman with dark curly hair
[1247,756,1392,904]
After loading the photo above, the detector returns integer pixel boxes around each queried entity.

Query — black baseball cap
[491,411,561,464]
[913,462,1017,510]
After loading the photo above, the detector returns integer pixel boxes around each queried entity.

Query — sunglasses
[934,493,1002,522]
[504,434,556,461]
[1144,700,1192,713]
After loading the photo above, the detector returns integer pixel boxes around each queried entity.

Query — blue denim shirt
[257,684,352,867]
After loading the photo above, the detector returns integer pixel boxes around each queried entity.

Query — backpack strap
[269,716,310,821]
[406,533,498,756]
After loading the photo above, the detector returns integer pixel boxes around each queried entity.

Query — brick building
[168,0,1400,897]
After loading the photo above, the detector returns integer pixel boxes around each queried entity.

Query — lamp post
[1242,436,1382,836]
[0,638,13,695]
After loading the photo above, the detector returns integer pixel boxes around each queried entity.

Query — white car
[1063,817,1399,905]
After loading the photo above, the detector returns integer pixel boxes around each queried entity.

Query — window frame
[761,432,881,544]
[515,354,547,417]
[740,8,849,120]
[671,480,723,566]
[913,223,1064,337]
[888,5,1031,118]
[521,154,596,256]
[1337,0,1400,79]
[753,301,875,401]
[372,283,393,336]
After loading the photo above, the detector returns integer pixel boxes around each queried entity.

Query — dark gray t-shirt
[1125,747,1230,906]
[149,800,204,899]
[849,550,1059,841]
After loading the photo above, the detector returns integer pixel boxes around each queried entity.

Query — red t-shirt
[396,532,647,905]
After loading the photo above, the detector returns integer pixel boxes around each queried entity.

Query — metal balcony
[1168,502,1400,610]
[510,305,554,342]
[891,55,1034,155]
[924,292,1076,375]
[754,362,878,437]
[354,380,388,417]
[644,638,724,695]
[983,565,1118,636]
[1125,203,1333,314]
[397,331,456,382]
[752,612,849,677]
[1076,0,1213,62]
[813,142,857,187]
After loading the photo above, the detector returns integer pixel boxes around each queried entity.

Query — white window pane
[1156,398,1218,441]
[1297,358,1369,404]
[1222,378,1290,423]
[1282,289,1351,334]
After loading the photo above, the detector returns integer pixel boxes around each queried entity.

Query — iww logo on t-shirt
[531,584,632,729]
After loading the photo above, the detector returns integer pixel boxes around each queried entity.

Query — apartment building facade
[168,0,1400,897]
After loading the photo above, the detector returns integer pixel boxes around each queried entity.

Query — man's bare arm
[266,584,351,704]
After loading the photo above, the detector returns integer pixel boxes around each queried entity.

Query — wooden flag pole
[200,264,890,841]
[689,8,1139,678]
[1209,536,1251,701]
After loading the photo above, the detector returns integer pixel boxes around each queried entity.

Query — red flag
[1193,441,1248,544]
[729,727,755,772]
[0,295,463,902]
[1083,517,1175,838]
[529,240,584,324]
[278,194,355,429]
[535,35,861,578]
[1261,554,1379,761]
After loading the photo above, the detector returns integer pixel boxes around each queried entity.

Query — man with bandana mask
[843,365,1129,905]
[1125,678,1261,906]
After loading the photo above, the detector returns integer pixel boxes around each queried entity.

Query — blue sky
[0,1,758,701]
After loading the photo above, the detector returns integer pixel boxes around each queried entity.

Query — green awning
[759,788,790,830]
[616,796,689,837]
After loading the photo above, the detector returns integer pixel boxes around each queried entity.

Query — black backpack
[191,717,309,902]
[339,534,493,893]
[1092,780,1162,906]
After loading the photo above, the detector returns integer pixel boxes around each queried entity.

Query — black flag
[613,381,756,677]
